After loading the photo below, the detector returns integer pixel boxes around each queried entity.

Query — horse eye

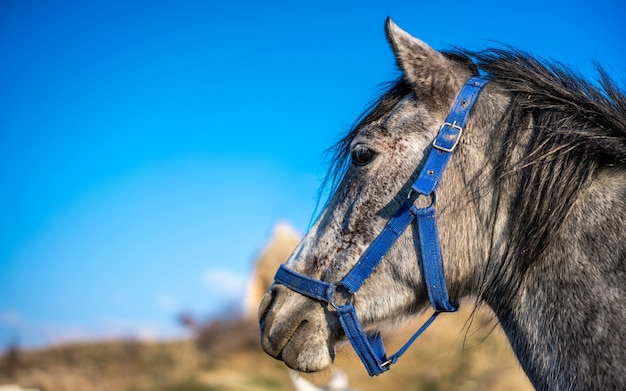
[351,145,376,166]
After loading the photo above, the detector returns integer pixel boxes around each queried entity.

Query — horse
[259,18,626,390]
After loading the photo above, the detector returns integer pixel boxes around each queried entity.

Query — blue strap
[341,199,417,294]
[386,311,441,362]
[415,205,458,312]
[274,264,335,302]
[336,304,390,376]
[412,77,489,196]
[337,303,443,376]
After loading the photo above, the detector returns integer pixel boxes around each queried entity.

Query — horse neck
[487,167,626,390]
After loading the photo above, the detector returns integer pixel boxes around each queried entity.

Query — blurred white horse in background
[289,369,361,391]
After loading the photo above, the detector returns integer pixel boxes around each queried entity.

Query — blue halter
[273,77,489,376]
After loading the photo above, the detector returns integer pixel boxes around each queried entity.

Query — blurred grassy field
[1,227,534,390]
[0,305,533,391]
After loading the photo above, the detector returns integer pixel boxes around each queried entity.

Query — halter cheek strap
[274,76,489,376]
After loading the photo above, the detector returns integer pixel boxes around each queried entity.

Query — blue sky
[1,0,624,349]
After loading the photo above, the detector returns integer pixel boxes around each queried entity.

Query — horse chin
[281,328,335,373]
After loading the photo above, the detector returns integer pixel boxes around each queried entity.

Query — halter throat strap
[274,76,489,376]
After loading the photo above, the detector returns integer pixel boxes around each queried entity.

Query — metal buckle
[432,121,463,152]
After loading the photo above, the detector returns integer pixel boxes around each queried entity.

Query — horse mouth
[279,321,336,373]
[259,287,336,373]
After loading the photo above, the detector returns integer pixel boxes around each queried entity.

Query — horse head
[259,18,500,372]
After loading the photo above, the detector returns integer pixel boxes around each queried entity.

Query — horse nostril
[258,285,278,325]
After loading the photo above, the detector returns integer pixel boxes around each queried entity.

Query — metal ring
[407,189,437,208]
[330,283,354,309]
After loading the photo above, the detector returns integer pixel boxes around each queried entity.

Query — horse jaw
[259,284,335,372]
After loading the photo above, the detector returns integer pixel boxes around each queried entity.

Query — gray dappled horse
[259,19,626,390]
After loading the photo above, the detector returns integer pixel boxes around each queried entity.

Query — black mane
[462,47,626,165]
[323,47,626,297]
[458,49,626,293]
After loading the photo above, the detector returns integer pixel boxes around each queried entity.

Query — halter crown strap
[273,76,488,376]
[412,77,489,196]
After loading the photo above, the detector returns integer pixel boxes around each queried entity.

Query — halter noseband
[273,76,489,376]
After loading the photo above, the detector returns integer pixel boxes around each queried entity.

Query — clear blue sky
[1,0,624,349]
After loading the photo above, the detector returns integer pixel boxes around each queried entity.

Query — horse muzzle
[259,284,335,372]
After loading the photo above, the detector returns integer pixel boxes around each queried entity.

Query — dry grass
[0,305,533,391]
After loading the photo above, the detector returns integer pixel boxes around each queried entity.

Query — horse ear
[385,17,463,111]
